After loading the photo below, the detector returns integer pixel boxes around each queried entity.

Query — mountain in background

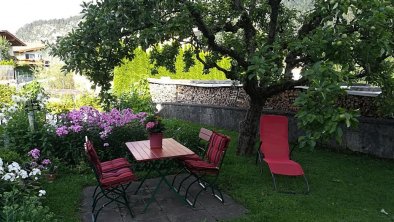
[15,15,82,44]
[14,0,312,44]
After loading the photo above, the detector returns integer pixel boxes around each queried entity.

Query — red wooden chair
[84,137,131,198]
[171,128,213,186]
[173,132,231,207]
[84,137,136,221]
[257,115,310,193]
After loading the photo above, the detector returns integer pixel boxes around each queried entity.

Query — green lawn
[43,174,95,222]
[44,121,394,221]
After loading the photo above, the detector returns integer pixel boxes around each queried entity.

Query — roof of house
[13,44,46,53]
[0,30,26,46]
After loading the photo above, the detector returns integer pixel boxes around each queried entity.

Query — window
[25,54,35,60]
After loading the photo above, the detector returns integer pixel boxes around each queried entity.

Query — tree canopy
[52,0,394,155]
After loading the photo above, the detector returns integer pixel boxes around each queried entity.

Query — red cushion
[205,132,230,167]
[100,167,135,189]
[101,158,131,172]
[184,159,219,174]
[263,158,304,176]
[178,154,202,161]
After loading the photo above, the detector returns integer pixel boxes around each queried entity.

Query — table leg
[141,161,189,213]
[134,162,154,195]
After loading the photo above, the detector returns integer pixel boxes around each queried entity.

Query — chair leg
[270,172,278,191]
[121,192,134,218]
[92,185,99,198]
[303,175,310,194]
[176,172,193,193]
[212,184,224,203]
[184,176,200,202]
[256,152,263,174]
[171,167,185,187]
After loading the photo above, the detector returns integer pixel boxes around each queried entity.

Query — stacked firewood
[337,95,379,117]
[264,90,301,112]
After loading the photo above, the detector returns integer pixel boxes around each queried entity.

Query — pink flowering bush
[54,106,147,164]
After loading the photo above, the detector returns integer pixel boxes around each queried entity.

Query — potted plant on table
[144,114,165,148]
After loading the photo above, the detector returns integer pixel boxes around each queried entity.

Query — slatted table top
[126,138,195,162]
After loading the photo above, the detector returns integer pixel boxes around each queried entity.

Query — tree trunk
[237,99,265,155]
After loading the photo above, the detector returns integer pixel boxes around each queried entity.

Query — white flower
[38,190,46,197]
[8,162,21,172]
[20,96,27,103]
[2,172,16,182]
[36,93,43,101]
[19,170,28,179]
[7,106,18,113]
[0,113,4,120]
[0,158,3,167]
[0,166,4,175]
[29,168,41,177]
[11,95,20,103]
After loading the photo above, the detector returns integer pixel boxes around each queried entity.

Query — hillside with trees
[16,15,82,43]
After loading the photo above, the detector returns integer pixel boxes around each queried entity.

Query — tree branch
[183,1,249,69]
[267,0,281,45]
[194,49,232,76]
[264,77,308,97]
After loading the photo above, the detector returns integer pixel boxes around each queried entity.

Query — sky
[0,0,85,33]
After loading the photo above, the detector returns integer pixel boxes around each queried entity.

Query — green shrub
[111,79,153,113]
[0,85,16,106]
[0,189,56,222]
[113,47,229,96]
[163,119,204,154]
[0,149,23,163]
[47,94,102,114]
[2,109,50,154]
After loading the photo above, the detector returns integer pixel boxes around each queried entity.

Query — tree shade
[51,0,394,155]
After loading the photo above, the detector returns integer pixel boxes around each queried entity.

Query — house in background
[0,30,26,60]
[0,30,39,85]
[0,30,49,67]
[13,44,50,67]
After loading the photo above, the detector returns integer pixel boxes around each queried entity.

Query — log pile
[149,82,385,118]
[337,95,379,117]
[264,89,301,112]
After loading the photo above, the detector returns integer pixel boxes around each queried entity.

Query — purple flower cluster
[55,106,147,139]
[41,159,51,165]
[28,148,40,160]
[28,148,52,171]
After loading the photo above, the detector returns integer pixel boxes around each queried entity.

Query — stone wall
[158,103,394,159]
[149,78,393,159]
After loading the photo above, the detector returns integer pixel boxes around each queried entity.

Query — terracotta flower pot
[46,173,57,182]
[149,132,163,149]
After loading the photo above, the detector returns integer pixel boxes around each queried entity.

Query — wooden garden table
[125,138,195,212]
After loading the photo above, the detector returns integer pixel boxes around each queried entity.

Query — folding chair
[176,128,213,161]
[173,132,231,207]
[84,137,131,200]
[84,138,136,221]
[257,115,310,193]
[171,128,213,185]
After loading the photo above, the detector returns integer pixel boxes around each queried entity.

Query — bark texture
[236,99,265,155]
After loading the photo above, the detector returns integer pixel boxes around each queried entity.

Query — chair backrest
[205,132,231,168]
[259,115,290,160]
[199,128,213,142]
[84,136,103,175]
